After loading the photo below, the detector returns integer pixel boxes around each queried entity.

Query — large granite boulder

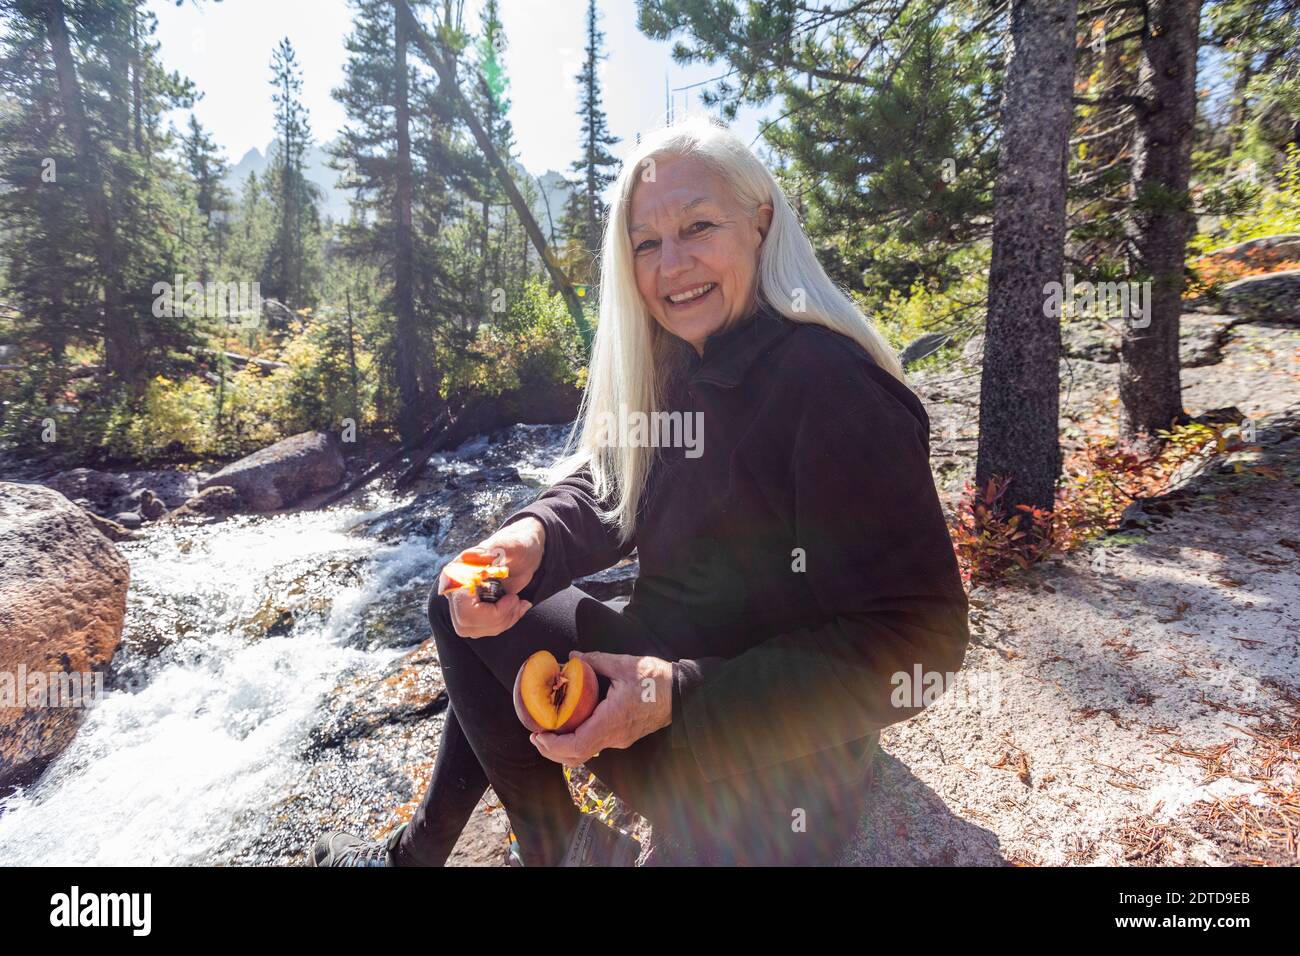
[1060,313,1241,366]
[1215,269,1300,323]
[198,431,346,511]
[1205,233,1300,268]
[0,482,130,793]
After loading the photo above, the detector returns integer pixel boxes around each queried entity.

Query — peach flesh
[513,650,598,734]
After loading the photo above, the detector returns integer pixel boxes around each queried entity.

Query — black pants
[394,584,877,867]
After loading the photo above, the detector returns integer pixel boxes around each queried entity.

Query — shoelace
[337,835,392,867]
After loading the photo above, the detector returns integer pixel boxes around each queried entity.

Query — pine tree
[468,0,523,333]
[561,0,620,287]
[1068,1,1209,447]
[1205,0,1300,170]
[181,113,230,283]
[1118,0,1202,446]
[227,170,274,321]
[333,0,422,442]
[331,0,487,441]
[636,0,1000,308]
[0,2,94,376]
[0,0,197,399]
[264,37,322,313]
[391,1,421,442]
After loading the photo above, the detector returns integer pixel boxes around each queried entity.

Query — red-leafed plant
[951,420,1249,586]
[951,475,1055,585]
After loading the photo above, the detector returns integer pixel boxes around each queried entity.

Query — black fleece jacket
[500,301,970,786]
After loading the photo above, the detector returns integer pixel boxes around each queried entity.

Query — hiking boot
[311,822,408,867]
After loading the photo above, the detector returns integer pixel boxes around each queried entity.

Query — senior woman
[313,117,969,867]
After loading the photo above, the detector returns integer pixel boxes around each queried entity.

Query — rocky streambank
[0,422,623,865]
[0,483,129,795]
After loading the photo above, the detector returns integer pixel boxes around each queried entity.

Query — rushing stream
[0,423,579,865]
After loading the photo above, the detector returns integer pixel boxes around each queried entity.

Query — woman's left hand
[530,651,673,767]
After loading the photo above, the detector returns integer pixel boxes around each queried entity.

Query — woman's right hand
[436,517,546,638]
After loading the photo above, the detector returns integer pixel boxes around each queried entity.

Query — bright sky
[149,0,769,176]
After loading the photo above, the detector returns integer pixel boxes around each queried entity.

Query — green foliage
[267,312,376,435]
[5,265,591,464]
[875,244,989,353]
[1196,143,1300,250]
[1204,0,1300,173]
[0,311,379,463]
[262,37,324,311]
[0,0,202,390]
[638,0,999,331]
[0,366,213,465]
[474,0,511,116]
[102,375,216,461]
[449,279,585,397]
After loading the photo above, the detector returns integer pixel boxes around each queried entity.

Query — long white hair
[545,116,906,547]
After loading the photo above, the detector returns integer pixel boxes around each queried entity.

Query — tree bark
[42,0,142,387]
[1119,0,1200,446]
[975,0,1077,515]
[130,2,144,155]
[392,1,425,444]
[345,288,361,423]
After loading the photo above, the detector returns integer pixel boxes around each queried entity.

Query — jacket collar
[686,299,798,388]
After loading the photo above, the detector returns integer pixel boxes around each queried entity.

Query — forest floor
[845,313,1300,866]
[847,408,1299,865]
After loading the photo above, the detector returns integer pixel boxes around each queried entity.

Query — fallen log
[393,415,464,490]
[396,0,591,354]
[196,348,288,372]
[317,409,452,509]
[319,380,582,506]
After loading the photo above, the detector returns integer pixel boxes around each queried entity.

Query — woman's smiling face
[628,155,773,355]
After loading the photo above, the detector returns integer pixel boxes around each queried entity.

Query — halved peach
[513,650,598,734]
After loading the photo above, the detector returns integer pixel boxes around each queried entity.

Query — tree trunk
[478,196,489,333]
[479,80,494,330]
[345,288,361,424]
[130,3,144,155]
[1119,0,1200,447]
[42,0,142,388]
[392,1,426,444]
[1227,48,1252,154]
[975,0,1077,516]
